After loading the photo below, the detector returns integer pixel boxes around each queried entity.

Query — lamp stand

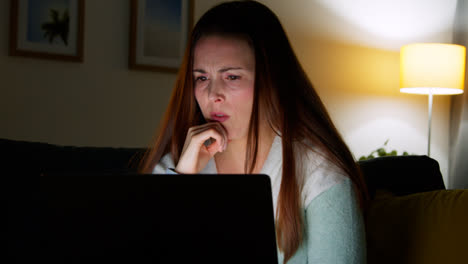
[427,92,433,157]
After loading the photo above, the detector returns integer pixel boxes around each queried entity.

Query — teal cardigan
[279,177,366,263]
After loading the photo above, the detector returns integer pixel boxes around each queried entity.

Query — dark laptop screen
[8,174,278,264]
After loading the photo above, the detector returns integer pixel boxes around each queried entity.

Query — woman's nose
[208,79,225,103]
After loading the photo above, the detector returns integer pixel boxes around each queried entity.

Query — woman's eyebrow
[193,69,206,73]
[219,67,243,73]
[193,67,244,74]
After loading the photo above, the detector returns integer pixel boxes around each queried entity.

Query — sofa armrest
[358,155,445,198]
[1,138,145,174]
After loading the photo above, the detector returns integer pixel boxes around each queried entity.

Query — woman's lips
[210,112,230,122]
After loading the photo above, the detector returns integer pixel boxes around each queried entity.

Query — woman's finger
[190,123,228,151]
[190,127,226,153]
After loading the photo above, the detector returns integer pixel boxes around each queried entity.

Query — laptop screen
[8,174,278,263]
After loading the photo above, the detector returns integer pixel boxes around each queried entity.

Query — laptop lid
[9,174,278,263]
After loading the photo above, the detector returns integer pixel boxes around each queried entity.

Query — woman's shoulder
[152,152,175,174]
[297,144,349,208]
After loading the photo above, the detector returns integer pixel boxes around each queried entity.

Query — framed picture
[9,0,85,62]
[129,0,194,72]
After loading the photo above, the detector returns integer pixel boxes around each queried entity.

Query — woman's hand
[175,122,228,174]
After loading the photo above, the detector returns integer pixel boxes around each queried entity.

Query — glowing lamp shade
[400,43,466,95]
[399,43,466,156]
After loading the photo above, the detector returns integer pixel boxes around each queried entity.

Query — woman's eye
[227,75,240,80]
[195,76,208,81]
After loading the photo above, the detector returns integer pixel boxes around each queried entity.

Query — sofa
[3,138,468,264]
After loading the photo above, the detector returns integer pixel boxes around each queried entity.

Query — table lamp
[400,43,466,156]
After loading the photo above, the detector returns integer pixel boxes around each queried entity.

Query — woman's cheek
[237,85,254,101]
[194,87,206,109]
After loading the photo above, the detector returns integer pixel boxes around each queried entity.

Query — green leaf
[377,148,386,157]
[390,150,397,156]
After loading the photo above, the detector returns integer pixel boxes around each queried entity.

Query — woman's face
[193,35,255,141]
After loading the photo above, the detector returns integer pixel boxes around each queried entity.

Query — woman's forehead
[193,35,255,70]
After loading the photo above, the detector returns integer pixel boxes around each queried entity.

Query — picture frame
[129,0,194,72]
[9,0,85,62]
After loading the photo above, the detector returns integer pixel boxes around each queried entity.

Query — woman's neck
[214,129,275,174]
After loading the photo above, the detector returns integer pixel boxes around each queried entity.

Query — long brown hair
[139,1,369,263]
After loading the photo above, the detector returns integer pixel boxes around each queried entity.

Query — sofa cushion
[366,189,468,264]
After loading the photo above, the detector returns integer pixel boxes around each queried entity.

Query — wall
[450,0,468,189]
[0,0,175,148]
[252,0,457,183]
[0,0,458,184]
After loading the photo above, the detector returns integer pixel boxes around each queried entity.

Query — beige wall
[0,0,175,148]
[0,0,458,183]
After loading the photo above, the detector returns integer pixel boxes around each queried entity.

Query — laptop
[7,174,278,264]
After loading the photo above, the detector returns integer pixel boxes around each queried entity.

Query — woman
[139,1,369,263]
